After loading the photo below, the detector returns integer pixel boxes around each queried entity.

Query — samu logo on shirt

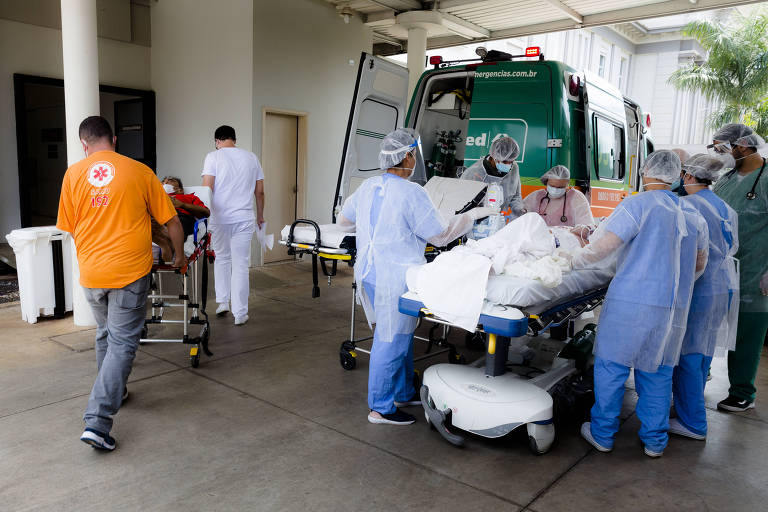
[87,161,116,188]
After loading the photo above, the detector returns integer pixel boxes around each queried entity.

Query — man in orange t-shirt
[57,116,185,451]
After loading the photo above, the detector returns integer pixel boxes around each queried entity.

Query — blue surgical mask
[495,162,512,174]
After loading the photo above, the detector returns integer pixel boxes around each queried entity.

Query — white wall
[252,0,372,226]
[150,0,254,184]
[0,18,150,237]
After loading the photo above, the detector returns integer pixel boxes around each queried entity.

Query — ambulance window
[355,98,398,171]
[593,116,625,181]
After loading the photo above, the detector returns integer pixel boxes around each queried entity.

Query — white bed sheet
[484,268,613,310]
[280,224,354,249]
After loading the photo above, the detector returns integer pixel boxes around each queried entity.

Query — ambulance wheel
[340,349,356,370]
[190,353,200,368]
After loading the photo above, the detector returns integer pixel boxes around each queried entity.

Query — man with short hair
[202,125,265,326]
[57,116,186,451]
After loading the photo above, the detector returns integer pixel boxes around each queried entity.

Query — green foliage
[668,10,768,138]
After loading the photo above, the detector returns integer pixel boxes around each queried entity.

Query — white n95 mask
[547,185,566,198]
[163,184,176,194]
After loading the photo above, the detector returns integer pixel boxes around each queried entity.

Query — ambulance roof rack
[430,47,544,69]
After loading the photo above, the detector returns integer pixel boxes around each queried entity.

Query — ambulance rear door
[583,72,631,218]
[333,52,409,220]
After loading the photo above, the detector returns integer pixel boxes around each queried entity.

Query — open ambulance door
[582,72,631,219]
[333,52,409,220]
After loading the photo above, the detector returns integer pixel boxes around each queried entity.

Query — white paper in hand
[256,222,274,251]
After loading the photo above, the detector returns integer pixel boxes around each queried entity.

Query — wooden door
[262,113,298,263]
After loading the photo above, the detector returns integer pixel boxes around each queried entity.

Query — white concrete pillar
[406,26,427,99]
[61,0,100,166]
[61,0,99,326]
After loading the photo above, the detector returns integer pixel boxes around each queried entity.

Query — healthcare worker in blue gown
[337,128,492,425]
[568,150,708,457]
[670,154,739,440]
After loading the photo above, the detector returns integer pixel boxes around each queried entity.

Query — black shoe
[717,395,755,412]
[367,409,416,425]
[80,428,116,451]
[122,387,129,404]
[394,392,422,407]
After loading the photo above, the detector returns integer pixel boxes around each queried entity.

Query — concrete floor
[1,261,767,511]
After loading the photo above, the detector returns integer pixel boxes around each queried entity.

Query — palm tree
[668,10,768,138]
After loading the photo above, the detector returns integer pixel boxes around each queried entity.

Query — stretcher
[398,273,608,454]
[142,188,215,368]
[280,219,465,371]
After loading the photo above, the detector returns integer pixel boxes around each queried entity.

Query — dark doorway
[13,74,156,227]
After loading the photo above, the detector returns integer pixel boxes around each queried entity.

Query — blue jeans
[363,280,416,415]
[590,356,674,453]
[673,353,712,436]
[82,274,150,434]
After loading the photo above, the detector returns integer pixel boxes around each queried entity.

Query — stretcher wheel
[139,325,148,345]
[339,348,356,370]
[190,353,201,368]
[527,423,555,455]
[448,346,466,365]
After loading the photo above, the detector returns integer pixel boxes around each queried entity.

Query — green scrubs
[714,158,768,401]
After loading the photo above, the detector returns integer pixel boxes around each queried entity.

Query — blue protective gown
[674,189,738,436]
[342,173,446,414]
[590,190,705,452]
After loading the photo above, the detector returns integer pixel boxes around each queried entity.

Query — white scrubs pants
[212,220,255,318]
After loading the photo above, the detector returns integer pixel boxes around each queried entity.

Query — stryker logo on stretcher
[475,70,537,79]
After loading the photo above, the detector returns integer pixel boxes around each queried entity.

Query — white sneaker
[668,418,706,440]
[644,446,664,458]
[580,422,612,452]
[234,314,249,326]
[216,304,229,316]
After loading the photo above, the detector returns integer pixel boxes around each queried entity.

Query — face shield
[707,142,732,156]
[409,138,427,185]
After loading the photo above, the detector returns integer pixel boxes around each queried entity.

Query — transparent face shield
[707,141,732,156]
[410,138,427,185]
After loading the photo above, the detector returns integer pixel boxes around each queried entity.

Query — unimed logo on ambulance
[465,132,509,149]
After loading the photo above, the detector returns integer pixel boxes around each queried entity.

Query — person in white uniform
[202,125,265,326]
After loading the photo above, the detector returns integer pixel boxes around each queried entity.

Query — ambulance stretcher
[279,220,465,372]
[143,190,215,368]
[398,270,610,454]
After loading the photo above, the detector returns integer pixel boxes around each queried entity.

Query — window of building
[618,58,627,90]
[598,53,607,77]
[593,115,625,180]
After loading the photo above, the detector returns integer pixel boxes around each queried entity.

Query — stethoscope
[745,158,766,200]
[538,189,568,223]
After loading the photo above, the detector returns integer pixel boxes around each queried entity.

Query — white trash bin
[5,226,73,324]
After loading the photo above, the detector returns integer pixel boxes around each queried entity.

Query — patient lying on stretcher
[405,212,615,331]
[152,177,210,262]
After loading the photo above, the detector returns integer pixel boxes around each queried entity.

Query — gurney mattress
[485,268,613,310]
[280,224,354,249]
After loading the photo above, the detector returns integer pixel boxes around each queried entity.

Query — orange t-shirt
[57,150,177,289]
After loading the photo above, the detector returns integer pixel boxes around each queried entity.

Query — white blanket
[406,213,582,331]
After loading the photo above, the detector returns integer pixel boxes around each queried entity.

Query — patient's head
[162,176,184,194]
